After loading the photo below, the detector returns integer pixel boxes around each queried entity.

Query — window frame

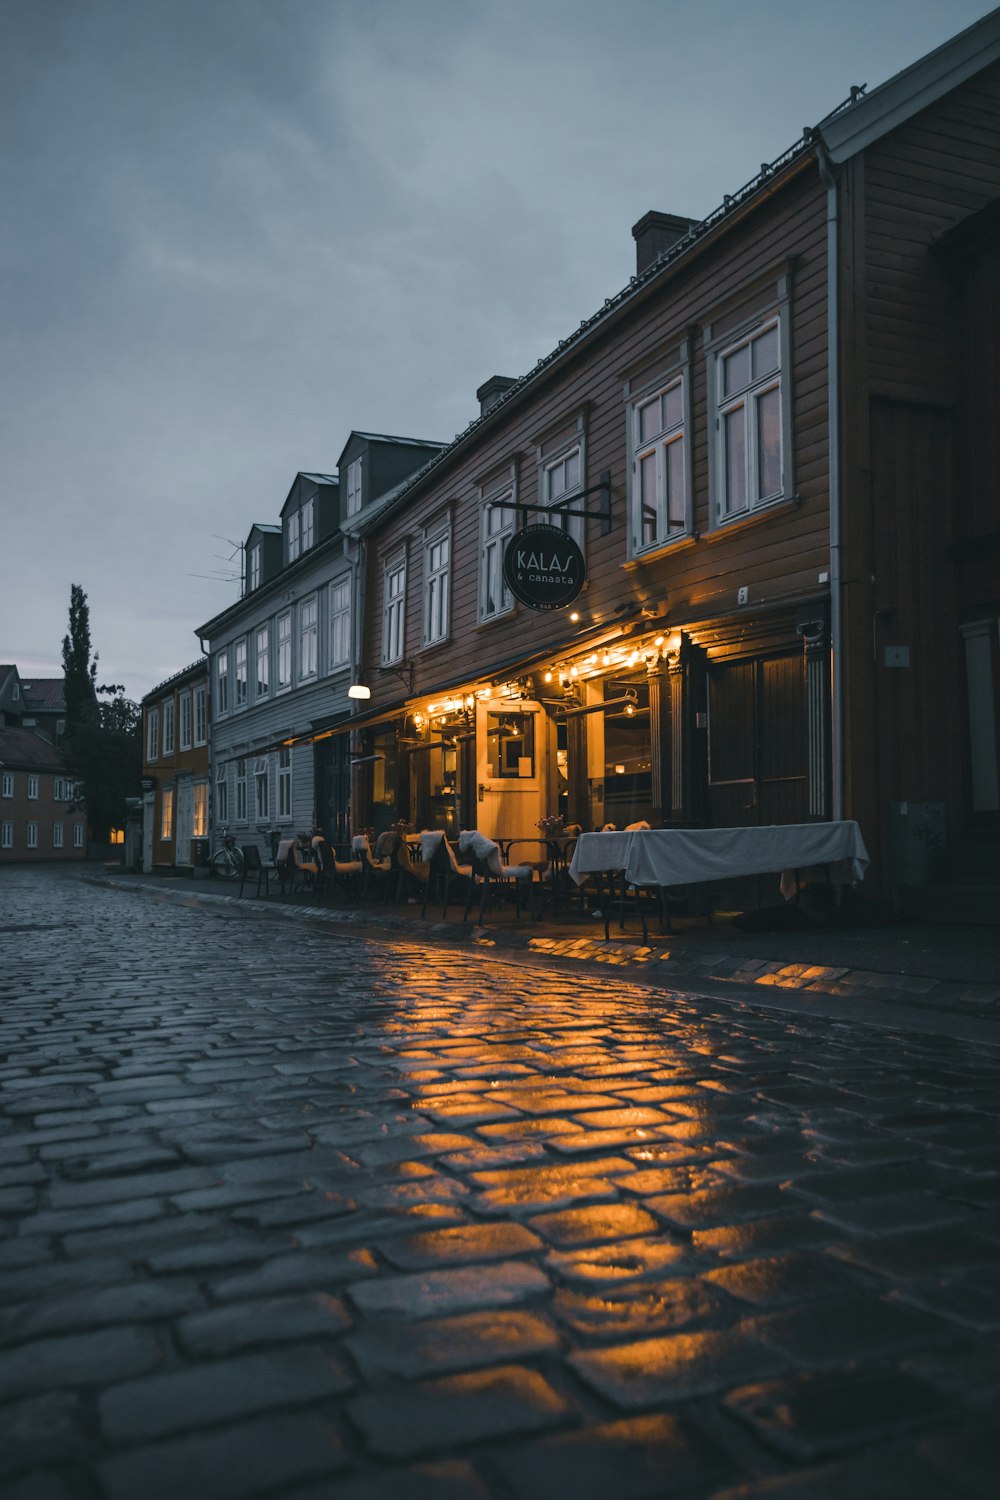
[381,555,407,666]
[146,708,159,761]
[235,758,248,823]
[253,756,269,823]
[1,772,12,798]
[53,823,64,849]
[26,821,38,849]
[346,457,363,517]
[215,761,229,824]
[73,822,84,848]
[277,747,292,821]
[179,691,192,751]
[255,624,270,700]
[276,611,292,693]
[194,686,207,747]
[299,594,318,682]
[478,474,517,624]
[27,775,38,800]
[626,360,692,557]
[234,638,248,709]
[1,821,12,849]
[248,542,261,591]
[423,527,451,647]
[707,303,792,528]
[161,787,173,841]
[215,650,230,716]
[300,496,314,552]
[193,782,209,838]
[329,577,351,671]
[162,698,175,756]
[286,507,301,563]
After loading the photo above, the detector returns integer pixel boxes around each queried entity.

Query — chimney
[476,375,517,416]
[631,211,699,275]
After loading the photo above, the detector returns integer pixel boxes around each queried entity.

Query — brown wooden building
[141,660,210,872]
[335,13,999,903]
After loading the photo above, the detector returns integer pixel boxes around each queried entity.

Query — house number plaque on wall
[503,522,586,611]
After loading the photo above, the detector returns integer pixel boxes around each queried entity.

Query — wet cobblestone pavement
[2,868,1000,1498]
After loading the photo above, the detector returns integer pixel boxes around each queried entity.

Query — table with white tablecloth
[569,822,869,889]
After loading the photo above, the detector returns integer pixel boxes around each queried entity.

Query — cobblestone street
[2,868,1000,1499]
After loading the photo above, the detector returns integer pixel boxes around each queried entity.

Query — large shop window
[586,678,653,829]
[713,315,786,523]
[486,711,536,780]
[630,374,687,553]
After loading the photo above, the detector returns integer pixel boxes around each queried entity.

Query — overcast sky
[2,0,994,701]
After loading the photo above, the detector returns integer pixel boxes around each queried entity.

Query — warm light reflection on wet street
[2,872,1000,1498]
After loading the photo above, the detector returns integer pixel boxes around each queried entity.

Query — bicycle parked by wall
[209,827,245,880]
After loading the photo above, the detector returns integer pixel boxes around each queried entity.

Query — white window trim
[1,821,12,849]
[179,691,192,751]
[73,822,84,848]
[422,526,451,647]
[27,775,38,800]
[26,821,38,849]
[215,650,230,716]
[300,496,315,552]
[215,761,229,825]
[234,638,248,709]
[381,556,407,666]
[248,542,261,592]
[276,611,292,694]
[194,686,207,747]
[346,457,363,517]
[1,773,12,798]
[255,624,270,701]
[253,756,269,823]
[53,823,64,848]
[706,298,793,528]
[161,787,173,841]
[299,594,318,682]
[328,577,351,671]
[478,477,517,624]
[235,759,248,824]
[146,708,159,761]
[286,508,301,563]
[626,359,692,558]
[162,699,175,756]
[277,747,293,822]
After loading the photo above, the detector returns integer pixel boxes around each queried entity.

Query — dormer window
[286,508,300,563]
[346,458,363,517]
[248,543,261,591]
[300,497,314,551]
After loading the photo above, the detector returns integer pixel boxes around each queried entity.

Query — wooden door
[708,654,807,828]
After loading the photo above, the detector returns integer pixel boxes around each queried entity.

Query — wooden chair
[313,837,361,901]
[419,832,474,919]
[238,843,271,898]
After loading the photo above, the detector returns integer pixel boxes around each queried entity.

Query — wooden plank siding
[362,163,831,717]
[839,59,1000,881]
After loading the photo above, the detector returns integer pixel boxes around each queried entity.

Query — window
[277,612,292,691]
[255,625,269,699]
[300,497,314,552]
[382,558,406,665]
[1,773,11,798]
[12,682,19,701]
[215,761,229,824]
[346,457,363,516]
[163,699,175,756]
[423,532,450,646]
[193,782,208,838]
[630,374,688,554]
[73,822,84,848]
[194,685,207,746]
[712,314,785,522]
[486,711,536,780]
[248,543,261,591]
[286,507,300,563]
[278,748,292,820]
[26,822,37,849]
[1,821,11,849]
[161,787,173,840]
[53,823,63,849]
[216,650,230,715]
[27,775,38,800]
[254,757,269,822]
[235,759,247,822]
[299,595,318,680]
[146,707,159,761]
[480,490,515,622]
[179,692,192,751]
[234,639,248,708]
[329,579,351,669]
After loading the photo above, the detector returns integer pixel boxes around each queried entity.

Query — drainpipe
[815,137,844,821]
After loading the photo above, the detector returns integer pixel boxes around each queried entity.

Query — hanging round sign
[503,522,586,611]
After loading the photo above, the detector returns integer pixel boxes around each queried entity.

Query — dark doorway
[707,654,807,828]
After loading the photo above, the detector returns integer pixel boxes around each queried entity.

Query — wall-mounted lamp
[348,684,371,700]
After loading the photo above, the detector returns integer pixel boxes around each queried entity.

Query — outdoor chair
[238,843,271,898]
[288,838,319,896]
[312,836,361,901]
[274,838,296,895]
[418,831,474,919]
[457,830,536,922]
[351,834,394,906]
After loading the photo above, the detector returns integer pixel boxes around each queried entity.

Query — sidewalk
[85,867,1000,1038]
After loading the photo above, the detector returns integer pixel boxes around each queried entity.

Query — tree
[60,585,141,844]
[61,584,99,726]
